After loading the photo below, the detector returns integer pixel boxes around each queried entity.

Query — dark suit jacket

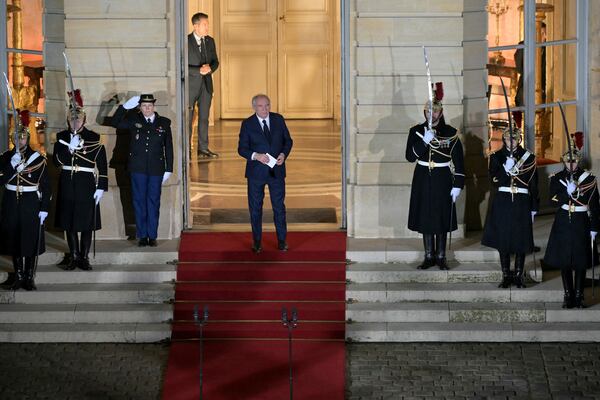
[238,112,293,181]
[111,106,174,176]
[188,33,219,94]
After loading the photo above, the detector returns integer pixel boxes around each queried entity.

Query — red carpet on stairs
[162,231,346,400]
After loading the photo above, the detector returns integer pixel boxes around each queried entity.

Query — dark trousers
[188,76,212,152]
[248,175,287,242]
[130,172,162,240]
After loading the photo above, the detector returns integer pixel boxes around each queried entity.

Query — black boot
[22,257,37,291]
[514,253,526,288]
[65,231,80,270]
[574,269,587,308]
[78,231,93,271]
[435,233,449,270]
[498,252,512,288]
[417,234,435,270]
[9,257,25,291]
[560,268,575,309]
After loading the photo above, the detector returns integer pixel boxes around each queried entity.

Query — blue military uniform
[111,95,173,244]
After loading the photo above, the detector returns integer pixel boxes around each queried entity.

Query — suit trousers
[130,172,162,240]
[247,174,287,243]
[188,76,212,152]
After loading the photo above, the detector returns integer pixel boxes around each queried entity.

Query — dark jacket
[544,168,600,271]
[188,33,219,94]
[238,112,293,181]
[111,106,174,176]
[53,127,108,231]
[0,146,51,256]
[481,145,539,254]
[405,117,465,234]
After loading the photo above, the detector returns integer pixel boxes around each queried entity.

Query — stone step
[347,262,534,283]
[347,302,600,323]
[0,304,172,324]
[346,322,600,342]
[346,280,564,303]
[0,323,171,343]
[0,283,174,304]
[31,265,175,284]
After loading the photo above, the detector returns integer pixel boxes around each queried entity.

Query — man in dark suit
[188,12,219,159]
[238,94,293,253]
[111,94,174,247]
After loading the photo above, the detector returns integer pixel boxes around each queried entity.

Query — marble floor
[188,119,342,231]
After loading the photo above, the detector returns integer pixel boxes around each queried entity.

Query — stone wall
[589,0,600,175]
[43,0,182,240]
[347,0,489,238]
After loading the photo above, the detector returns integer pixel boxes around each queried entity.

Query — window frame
[487,0,588,160]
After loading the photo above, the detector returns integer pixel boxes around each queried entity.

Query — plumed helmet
[16,109,30,140]
[67,89,86,121]
[424,82,444,112]
[502,126,522,142]
[562,131,584,163]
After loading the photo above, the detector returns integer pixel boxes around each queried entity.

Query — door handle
[279,15,285,21]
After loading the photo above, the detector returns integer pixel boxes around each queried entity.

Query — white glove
[10,152,21,168]
[592,231,597,242]
[68,134,81,152]
[38,211,48,225]
[123,95,141,110]
[450,187,461,203]
[531,211,537,223]
[566,181,577,196]
[162,171,172,184]
[422,129,435,145]
[503,157,516,173]
[93,189,104,205]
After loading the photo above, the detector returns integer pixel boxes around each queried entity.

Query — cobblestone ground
[2,343,600,399]
[0,343,169,400]
[347,343,600,400]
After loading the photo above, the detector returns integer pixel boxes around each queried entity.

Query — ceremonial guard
[544,132,599,308]
[111,94,173,247]
[481,127,538,288]
[53,89,108,270]
[0,110,51,290]
[405,82,465,270]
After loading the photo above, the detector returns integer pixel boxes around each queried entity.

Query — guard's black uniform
[53,128,108,231]
[0,146,51,289]
[405,116,465,269]
[544,168,600,307]
[481,145,538,288]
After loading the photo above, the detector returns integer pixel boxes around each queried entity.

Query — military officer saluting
[544,132,599,309]
[53,89,108,271]
[0,110,51,290]
[111,94,174,247]
[482,127,538,289]
[405,82,465,270]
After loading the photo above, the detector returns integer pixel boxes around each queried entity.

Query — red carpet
[162,232,346,400]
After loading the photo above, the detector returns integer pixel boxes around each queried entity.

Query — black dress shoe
[436,257,449,271]
[206,149,219,158]
[197,150,210,159]
[417,257,435,270]
[252,241,262,253]
[78,258,92,271]
[138,238,149,247]
[278,241,288,251]
[148,239,158,247]
[199,150,218,159]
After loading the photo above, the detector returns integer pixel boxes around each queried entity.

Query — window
[1,0,45,152]
[486,0,586,165]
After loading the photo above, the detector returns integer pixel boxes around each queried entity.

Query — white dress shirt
[251,114,271,160]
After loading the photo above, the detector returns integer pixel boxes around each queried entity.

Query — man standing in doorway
[188,12,219,159]
[238,94,293,253]
[111,94,174,247]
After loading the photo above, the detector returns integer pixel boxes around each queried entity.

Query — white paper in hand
[265,153,277,168]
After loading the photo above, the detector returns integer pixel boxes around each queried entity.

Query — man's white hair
[251,94,270,107]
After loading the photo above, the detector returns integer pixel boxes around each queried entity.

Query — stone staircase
[345,235,600,342]
[0,239,177,342]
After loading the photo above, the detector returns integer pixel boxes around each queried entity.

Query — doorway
[185,0,342,231]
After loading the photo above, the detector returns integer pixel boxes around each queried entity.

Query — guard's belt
[5,184,38,192]
[561,204,588,213]
[62,165,95,173]
[498,186,529,194]
[417,160,451,168]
